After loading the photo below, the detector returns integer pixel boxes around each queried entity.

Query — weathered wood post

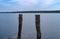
[35,15,41,39]
[17,14,23,39]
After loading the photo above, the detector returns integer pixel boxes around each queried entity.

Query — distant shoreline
[0,10,60,13]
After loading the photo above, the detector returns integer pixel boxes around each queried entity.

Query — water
[0,13,18,39]
[0,13,60,39]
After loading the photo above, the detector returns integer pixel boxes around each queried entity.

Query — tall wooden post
[35,15,41,39]
[17,14,23,39]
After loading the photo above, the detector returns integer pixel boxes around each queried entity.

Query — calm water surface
[0,13,60,39]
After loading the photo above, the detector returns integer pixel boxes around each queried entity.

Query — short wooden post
[35,15,41,39]
[17,14,23,39]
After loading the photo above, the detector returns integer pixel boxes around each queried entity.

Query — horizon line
[0,10,60,13]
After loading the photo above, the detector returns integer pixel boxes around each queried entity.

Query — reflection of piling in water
[35,15,41,39]
[17,14,23,39]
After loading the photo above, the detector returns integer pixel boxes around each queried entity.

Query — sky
[0,0,60,11]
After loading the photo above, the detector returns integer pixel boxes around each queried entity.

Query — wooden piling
[17,14,23,39]
[35,15,41,39]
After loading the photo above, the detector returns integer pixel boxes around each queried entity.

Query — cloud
[39,0,56,8]
[9,0,57,10]
[48,5,60,10]
[0,0,60,11]
[10,0,38,5]
[10,0,56,7]
[9,0,59,10]
[0,3,11,7]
